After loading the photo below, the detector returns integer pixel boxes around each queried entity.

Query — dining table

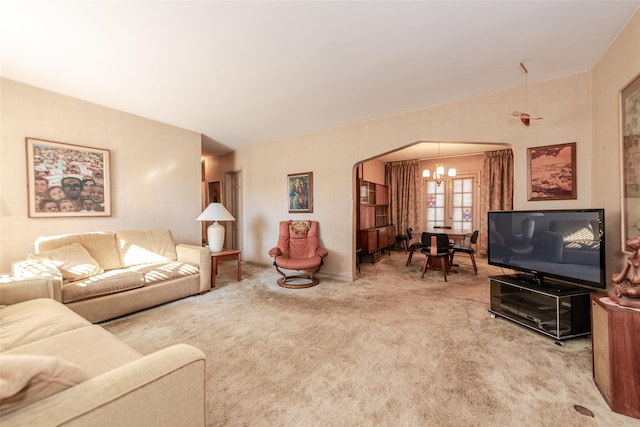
[409,228,471,273]
[413,228,470,246]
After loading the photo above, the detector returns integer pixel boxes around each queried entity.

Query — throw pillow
[0,354,88,412]
[29,242,104,281]
[290,220,311,235]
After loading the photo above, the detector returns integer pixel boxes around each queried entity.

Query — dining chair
[396,228,410,253]
[420,233,452,281]
[450,230,479,275]
[406,229,428,266]
[433,225,455,246]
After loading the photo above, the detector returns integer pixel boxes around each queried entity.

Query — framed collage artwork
[26,137,111,217]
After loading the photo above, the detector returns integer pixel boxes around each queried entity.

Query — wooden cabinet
[591,295,640,419]
[359,180,376,205]
[357,180,395,263]
[359,205,375,230]
[359,229,378,253]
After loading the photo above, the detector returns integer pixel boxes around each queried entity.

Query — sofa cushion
[116,229,178,268]
[128,261,200,285]
[0,299,91,352]
[0,354,88,413]
[29,243,104,282]
[4,325,141,378]
[35,232,122,271]
[61,270,145,304]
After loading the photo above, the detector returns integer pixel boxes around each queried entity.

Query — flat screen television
[487,209,605,289]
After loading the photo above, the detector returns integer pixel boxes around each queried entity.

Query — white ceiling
[1,1,639,158]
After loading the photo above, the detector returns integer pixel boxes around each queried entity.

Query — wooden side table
[591,294,640,419]
[211,249,241,288]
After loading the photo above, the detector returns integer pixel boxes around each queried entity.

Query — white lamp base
[207,222,225,253]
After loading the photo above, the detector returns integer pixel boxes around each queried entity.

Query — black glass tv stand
[489,275,593,341]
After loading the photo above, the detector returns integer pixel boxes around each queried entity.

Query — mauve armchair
[268,220,328,288]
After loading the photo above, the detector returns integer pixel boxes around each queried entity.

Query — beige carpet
[102,251,638,426]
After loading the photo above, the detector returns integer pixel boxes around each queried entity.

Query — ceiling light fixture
[422,143,456,186]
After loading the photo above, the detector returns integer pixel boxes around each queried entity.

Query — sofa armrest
[11,260,63,302]
[1,344,206,427]
[0,277,55,305]
[176,244,212,293]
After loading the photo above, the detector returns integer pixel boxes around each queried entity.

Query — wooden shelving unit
[357,179,396,263]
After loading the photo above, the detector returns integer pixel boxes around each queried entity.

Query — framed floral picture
[26,137,111,217]
[527,142,577,201]
[621,72,640,250]
[288,172,313,213]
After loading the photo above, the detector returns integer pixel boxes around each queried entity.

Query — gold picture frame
[527,142,577,201]
[26,137,111,217]
[621,72,640,250]
[288,172,313,213]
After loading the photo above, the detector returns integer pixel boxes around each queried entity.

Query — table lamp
[196,203,235,253]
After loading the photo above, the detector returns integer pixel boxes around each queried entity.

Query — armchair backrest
[276,220,320,260]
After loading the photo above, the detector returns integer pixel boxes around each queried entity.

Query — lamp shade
[196,203,235,252]
[196,203,235,222]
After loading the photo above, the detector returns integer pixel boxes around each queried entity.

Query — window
[425,175,477,232]
[451,177,474,232]
[425,180,445,228]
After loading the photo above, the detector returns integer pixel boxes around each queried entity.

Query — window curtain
[479,149,514,256]
[385,160,421,239]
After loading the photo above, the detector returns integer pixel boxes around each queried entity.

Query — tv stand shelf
[489,275,593,340]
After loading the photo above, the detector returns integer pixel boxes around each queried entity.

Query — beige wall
[239,1,638,282]
[0,78,203,272]
[234,72,593,280]
[592,10,640,275]
[2,10,637,284]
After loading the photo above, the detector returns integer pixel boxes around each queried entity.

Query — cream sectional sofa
[13,229,211,323]
[0,277,206,426]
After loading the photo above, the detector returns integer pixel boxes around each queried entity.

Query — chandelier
[422,143,456,186]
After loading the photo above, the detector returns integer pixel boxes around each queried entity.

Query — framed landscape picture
[288,172,313,213]
[26,137,112,217]
[621,72,640,250]
[527,142,577,201]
